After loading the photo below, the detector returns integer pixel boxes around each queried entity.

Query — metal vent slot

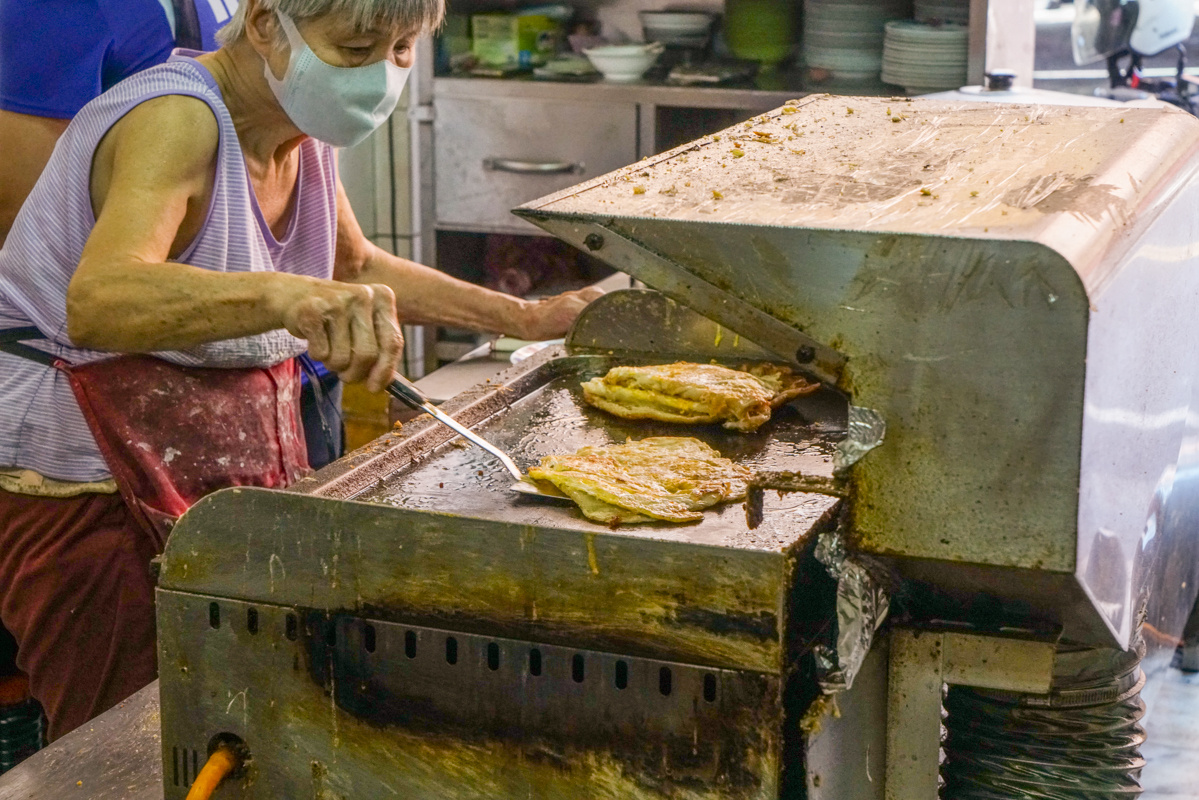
[174,745,201,788]
[318,616,761,748]
[158,594,780,798]
[404,630,416,658]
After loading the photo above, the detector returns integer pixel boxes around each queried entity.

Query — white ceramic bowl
[640,11,714,48]
[582,43,665,82]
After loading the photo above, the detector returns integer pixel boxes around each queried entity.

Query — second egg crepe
[581,362,820,432]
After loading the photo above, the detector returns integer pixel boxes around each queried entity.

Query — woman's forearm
[350,251,527,334]
[66,259,306,352]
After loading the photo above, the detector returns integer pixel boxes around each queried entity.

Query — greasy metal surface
[0,683,162,800]
[386,375,525,483]
[549,227,846,384]
[804,638,888,800]
[353,353,845,545]
[159,353,845,674]
[158,592,783,800]
[162,487,819,674]
[885,629,944,800]
[516,94,1199,649]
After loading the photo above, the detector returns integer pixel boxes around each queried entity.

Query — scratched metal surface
[518,94,1199,288]
[354,360,847,551]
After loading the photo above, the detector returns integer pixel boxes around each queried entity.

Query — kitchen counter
[0,682,162,800]
[434,70,906,107]
[433,72,856,109]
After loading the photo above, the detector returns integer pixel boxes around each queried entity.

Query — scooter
[1073,0,1199,114]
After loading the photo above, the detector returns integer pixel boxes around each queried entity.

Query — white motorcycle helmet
[1073,0,1196,65]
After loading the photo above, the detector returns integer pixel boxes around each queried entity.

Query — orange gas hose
[185,746,241,800]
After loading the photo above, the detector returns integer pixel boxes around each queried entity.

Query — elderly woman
[0,0,598,739]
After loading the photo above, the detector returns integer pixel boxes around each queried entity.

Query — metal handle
[386,375,430,411]
[386,378,524,482]
[483,158,585,175]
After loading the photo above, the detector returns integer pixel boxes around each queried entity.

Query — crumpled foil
[813,530,891,694]
[833,406,886,474]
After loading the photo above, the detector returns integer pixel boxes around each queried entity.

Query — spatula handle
[386,376,429,411]
[385,377,524,482]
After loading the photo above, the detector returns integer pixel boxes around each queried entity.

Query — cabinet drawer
[434,96,638,234]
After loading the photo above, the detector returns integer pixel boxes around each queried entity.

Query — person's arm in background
[0,112,69,246]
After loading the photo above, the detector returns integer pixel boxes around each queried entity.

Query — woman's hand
[275,279,403,392]
[512,286,605,341]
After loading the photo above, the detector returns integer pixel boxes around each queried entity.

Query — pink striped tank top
[0,52,337,482]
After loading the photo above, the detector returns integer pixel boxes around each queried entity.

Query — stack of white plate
[913,0,969,24]
[881,20,968,94]
[803,0,914,81]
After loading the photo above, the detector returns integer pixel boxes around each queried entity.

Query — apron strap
[0,327,58,368]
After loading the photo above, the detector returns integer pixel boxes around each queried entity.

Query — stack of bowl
[803,0,914,81]
[880,19,969,94]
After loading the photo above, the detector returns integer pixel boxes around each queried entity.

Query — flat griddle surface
[354,360,846,551]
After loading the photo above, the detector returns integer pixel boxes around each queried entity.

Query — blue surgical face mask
[264,11,410,147]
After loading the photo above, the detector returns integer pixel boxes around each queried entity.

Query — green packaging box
[471,13,562,68]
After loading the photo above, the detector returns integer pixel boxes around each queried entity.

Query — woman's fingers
[283,281,402,390]
[519,286,605,340]
[343,297,380,384]
[367,285,403,393]
[290,296,332,361]
[325,301,355,373]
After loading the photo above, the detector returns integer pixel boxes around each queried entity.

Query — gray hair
[216,0,444,46]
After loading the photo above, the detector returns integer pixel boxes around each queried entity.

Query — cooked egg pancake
[528,437,750,524]
[581,362,819,432]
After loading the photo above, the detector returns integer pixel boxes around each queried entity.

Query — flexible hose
[185,746,241,800]
[943,644,1147,800]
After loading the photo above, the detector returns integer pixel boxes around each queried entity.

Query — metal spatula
[385,376,569,500]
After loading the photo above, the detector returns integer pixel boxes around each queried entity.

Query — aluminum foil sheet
[813,530,892,693]
[833,406,886,474]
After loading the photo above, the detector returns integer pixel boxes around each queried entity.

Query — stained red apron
[0,330,311,739]
[61,354,310,541]
[0,326,309,536]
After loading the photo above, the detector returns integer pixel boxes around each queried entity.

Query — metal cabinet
[433,96,638,235]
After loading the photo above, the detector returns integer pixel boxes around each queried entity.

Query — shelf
[433,72,909,109]
[436,73,793,109]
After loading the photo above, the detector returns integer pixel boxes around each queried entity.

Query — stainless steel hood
[515,93,1199,650]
